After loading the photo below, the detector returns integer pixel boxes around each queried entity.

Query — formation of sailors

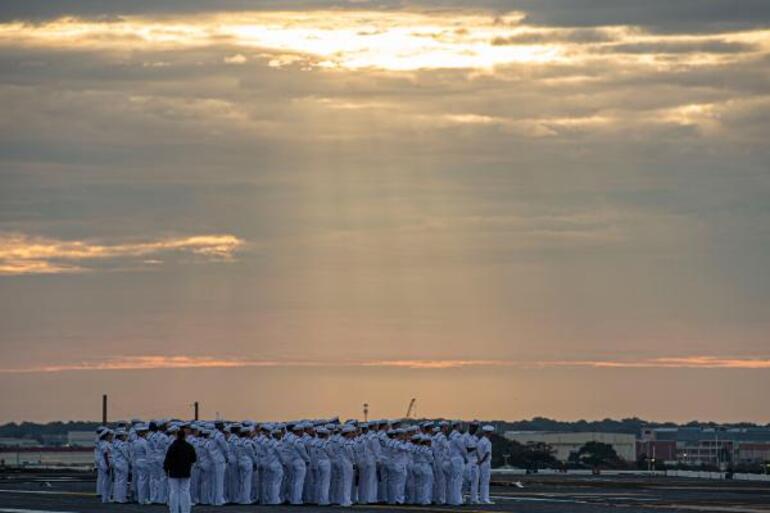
[94,417,494,507]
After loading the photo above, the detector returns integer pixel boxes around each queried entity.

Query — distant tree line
[488,417,769,435]
[0,421,101,444]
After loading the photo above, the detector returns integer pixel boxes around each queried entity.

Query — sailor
[375,420,390,503]
[338,425,357,507]
[447,421,466,505]
[388,429,409,505]
[147,421,165,504]
[415,435,434,505]
[262,428,285,504]
[256,425,273,503]
[279,424,295,503]
[163,423,197,513]
[463,421,480,503]
[465,436,480,504]
[131,425,151,504]
[327,424,344,505]
[302,423,317,503]
[210,422,229,505]
[356,422,378,504]
[404,426,420,504]
[246,424,261,504]
[289,424,310,504]
[226,424,241,503]
[127,421,140,501]
[236,425,254,504]
[196,429,213,505]
[477,425,494,504]
[95,428,113,503]
[187,425,201,505]
[158,422,175,504]
[111,429,131,503]
[431,422,450,504]
[314,427,333,505]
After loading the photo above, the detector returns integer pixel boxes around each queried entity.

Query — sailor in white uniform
[147,422,164,504]
[195,429,213,505]
[131,425,151,504]
[313,427,332,505]
[447,422,466,505]
[337,425,357,507]
[288,424,310,504]
[465,436,480,504]
[225,425,240,503]
[211,422,229,505]
[262,428,285,504]
[111,429,131,503]
[388,429,410,505]
[236,426,254,504]
[477,425,494,504]
[95,428,113,503]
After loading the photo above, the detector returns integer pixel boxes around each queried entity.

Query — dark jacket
[163,437,197,478]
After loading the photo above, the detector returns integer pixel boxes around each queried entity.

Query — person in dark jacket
[164,425,197,513]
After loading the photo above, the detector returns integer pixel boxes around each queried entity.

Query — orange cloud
[0,233,244,275]
[1,355,768,374]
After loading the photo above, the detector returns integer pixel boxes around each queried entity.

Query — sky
[0,0,769,424]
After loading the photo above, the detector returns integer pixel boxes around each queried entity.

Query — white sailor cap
[342,425,356,434]
[316,427,329,435]
[482,425,495,433]
[168,425,179,433]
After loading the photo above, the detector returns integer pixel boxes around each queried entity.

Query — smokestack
[194,401,199,421]
[102,394,108,425]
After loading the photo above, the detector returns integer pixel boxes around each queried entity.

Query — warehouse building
[504,431,637,462]
[638,427,770,466]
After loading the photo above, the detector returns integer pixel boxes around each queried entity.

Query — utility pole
[194,402,199,421]
[102,394,108,425]
[363,403,369,422]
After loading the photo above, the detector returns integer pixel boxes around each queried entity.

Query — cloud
[0,232,244,275]
[2,355,768,373]
[1,0,769,34]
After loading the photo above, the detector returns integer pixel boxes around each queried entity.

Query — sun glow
[0,11,569,71]
[2,10,767,72]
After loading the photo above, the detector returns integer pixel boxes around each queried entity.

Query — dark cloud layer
[3,0,770,33]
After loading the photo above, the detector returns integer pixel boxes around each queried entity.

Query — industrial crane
[405,398,416,419]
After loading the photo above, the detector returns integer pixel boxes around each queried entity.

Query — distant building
[504,431,636,462]
[639,427,770,466]
[67,431,96,447]
[0,437,39,448]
